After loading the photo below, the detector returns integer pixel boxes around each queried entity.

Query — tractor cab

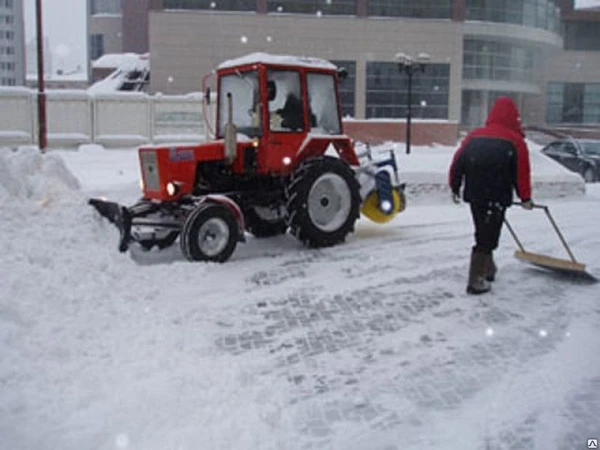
[208,53,357,175]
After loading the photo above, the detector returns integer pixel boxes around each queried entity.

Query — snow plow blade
[505,203,596,281]
[89,198,132,252]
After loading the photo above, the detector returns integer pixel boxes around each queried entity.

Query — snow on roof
[217,52,337,71]
[93,53,149,71]
[88,53,150,94]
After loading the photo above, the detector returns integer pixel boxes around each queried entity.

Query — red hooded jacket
[449,97,532,206]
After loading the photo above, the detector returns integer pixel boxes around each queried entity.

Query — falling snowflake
[241,36,248,44]
[116,434,130,449]
[277,5,283,12]
[316,10,322,17]
[485,327,494,337]
[210,1,216,8]
[266,36,273,42]
[539,329,548,338]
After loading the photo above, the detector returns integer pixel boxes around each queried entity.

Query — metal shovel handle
[511,202,578,263]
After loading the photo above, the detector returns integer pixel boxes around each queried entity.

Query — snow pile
[0,147,82,205]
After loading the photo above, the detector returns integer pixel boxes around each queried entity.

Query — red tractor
[90,53,406,262]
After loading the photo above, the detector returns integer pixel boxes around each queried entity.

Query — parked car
[540,139,600,183]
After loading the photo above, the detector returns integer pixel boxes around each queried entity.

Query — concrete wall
[0,88,205,148]
[148,11,464,122]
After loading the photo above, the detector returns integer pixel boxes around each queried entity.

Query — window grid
[366,62,450,119]
[463,39,537,83]
[330,60,356,118]
[163,0,256,10]
[367,0,451,18]
[546,82,600,124]
[465,0,561,33]
[267,0,355,15]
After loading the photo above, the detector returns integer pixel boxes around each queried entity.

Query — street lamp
[395,52,430,154]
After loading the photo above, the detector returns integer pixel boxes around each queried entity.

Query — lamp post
[35,0,47,152]
[395,52,430,154]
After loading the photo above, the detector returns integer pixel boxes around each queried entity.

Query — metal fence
[0,88,206,148]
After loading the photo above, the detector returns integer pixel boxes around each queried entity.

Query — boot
[467,249,491,295]
[485,253,497,282]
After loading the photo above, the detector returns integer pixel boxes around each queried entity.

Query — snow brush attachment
[89,198,132,252]
[356,147,406,224]
[361,186,405,224]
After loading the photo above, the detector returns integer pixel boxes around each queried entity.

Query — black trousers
[470,203,506,254]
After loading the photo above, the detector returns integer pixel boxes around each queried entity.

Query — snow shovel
[504,203,596,280]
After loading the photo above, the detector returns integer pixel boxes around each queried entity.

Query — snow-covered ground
[1,143,599,450]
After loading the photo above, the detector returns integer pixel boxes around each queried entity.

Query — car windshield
[581,142,600,156]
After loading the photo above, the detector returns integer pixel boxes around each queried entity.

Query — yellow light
[252,138,260,148]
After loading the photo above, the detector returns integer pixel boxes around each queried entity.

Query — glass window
[164,0,256,11]
[465,0,560,33]
[267,70,304,132]
[331,60,356,118]
[463,38,538,84]
[584,84,600,124]
[368,0,451,18]
[546,82,600,125]
[91,0,122,15]
[267,0,355,15]
[90,34,105,61]
[366,62,450,119]
[218,70,261,137]
[565,22,600,51]
[307,72,341,135]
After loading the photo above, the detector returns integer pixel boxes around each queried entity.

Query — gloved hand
[452,193,461,204]
[521,199,534,210]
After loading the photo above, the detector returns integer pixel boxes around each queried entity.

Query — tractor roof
[217,52,337,71]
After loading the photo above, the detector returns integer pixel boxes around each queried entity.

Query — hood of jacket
[485,97,524,136]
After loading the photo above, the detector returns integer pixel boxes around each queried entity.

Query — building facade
[0,0,25,87]
[89,0,124,60]
[107,0,599,129]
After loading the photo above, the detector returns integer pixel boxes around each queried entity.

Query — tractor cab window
[267,70,304,132]
[307,72,342,135]
[218,70,261,138]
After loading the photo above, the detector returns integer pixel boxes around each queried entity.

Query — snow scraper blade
[504,203,596,281]
[89,198,132,252]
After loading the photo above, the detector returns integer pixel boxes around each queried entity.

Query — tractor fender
[203,195,246,241]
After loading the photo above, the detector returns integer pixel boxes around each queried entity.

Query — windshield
[307,72,342,135]
[218,70,261,138]
[582,141,600,156]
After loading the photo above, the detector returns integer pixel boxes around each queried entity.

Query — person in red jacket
[449,97,533,294]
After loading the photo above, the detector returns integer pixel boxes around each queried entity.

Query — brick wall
[342,120,459,146]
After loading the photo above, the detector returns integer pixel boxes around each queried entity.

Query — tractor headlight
[283,156,292,166]
[166,181,180,196]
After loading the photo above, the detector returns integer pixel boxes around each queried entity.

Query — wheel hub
[197,218,230,257]
[307,173,352,232]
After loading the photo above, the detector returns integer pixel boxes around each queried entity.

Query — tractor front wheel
[286,156,360,248]
[180,203,238,262]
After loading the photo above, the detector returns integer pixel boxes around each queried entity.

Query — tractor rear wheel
[180,203,238,262]
[244,206,287,238]
[286,156,360,248]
